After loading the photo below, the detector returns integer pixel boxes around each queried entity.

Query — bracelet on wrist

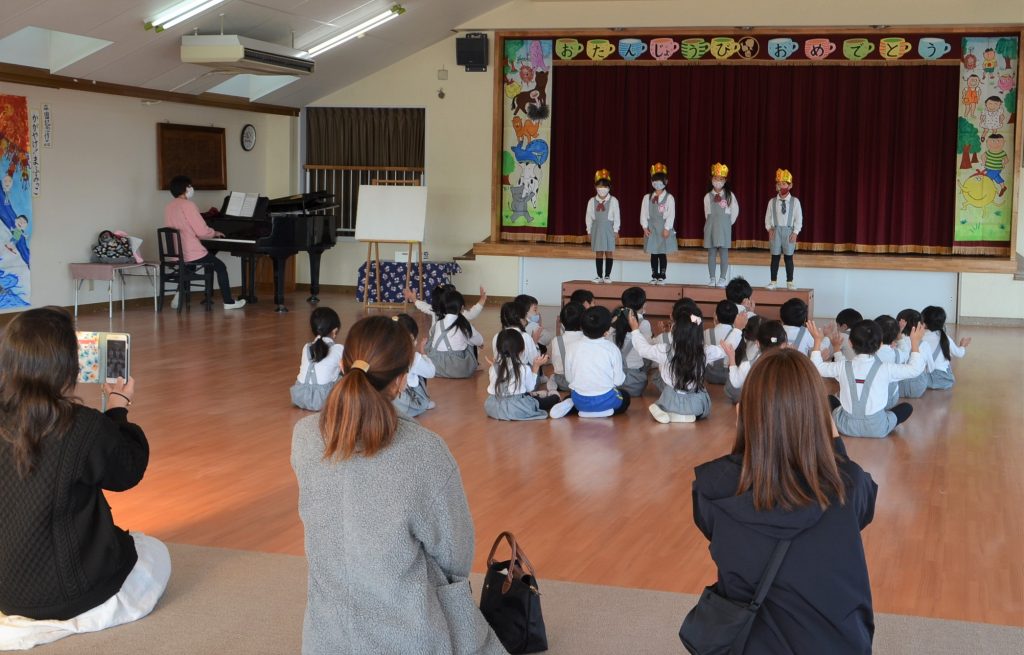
[108,391,132,407]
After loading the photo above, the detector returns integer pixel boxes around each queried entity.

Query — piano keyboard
[207,237,256,244]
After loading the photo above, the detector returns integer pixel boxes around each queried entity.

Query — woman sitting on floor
[0,307,169,650]
[291,316,505,654]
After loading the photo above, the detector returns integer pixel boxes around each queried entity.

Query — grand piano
[201,191,338,312]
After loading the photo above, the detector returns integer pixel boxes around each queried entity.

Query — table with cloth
[356,260,462,304]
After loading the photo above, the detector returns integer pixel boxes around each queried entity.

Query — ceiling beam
[0,63,299,117]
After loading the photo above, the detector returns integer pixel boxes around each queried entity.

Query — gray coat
[291,414,507,655]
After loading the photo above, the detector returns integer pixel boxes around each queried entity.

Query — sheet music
[225,191,246,216]
[239,193,259,218]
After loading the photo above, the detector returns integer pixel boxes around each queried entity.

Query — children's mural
[955,36,1017,250]
[500,39,552,239]
[0,94,32,307]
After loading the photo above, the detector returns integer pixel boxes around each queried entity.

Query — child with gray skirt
[425,290,483,378]
[290,307,344,411]
[703,162,739,287]
[641,162,676,284]
[484,330,556,421]
[391,314,436,418]
[586,168,619,283]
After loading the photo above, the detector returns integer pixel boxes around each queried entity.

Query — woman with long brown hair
[0,307,169,649]
[691,348,877,653]
[291,316,505,654]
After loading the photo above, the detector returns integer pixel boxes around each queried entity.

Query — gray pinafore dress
[426,322,478,379]
[724,353,759,404]
[704,192,733,248]
[619,337,649,397]
[590,197,616,252]
[703,328,729,385]
[652,332,671,392]
[393,380,431,418]
[885,350,904,409]
[655,378,712,419]
[832,358,897,438]
[552,334,571,392]
[644,193,677,254]
[769,196,797,256]
[927,345,955,390]
[483,365,548,421]
[289,352,338,411]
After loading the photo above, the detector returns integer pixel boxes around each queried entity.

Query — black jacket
[0,405,149,620]
[692,438,877,654]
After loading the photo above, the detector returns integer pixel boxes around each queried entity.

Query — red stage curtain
[548,64,959,253]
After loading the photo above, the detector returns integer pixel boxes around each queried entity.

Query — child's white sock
[578,409,614,418]
[668,412,697,423]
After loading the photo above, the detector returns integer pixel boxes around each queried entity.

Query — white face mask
[185,186,195,199]
[596,188,609,198]
[651,181,666,191]
[712,181,725,191]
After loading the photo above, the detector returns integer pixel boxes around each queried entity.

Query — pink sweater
[163,197,215,262]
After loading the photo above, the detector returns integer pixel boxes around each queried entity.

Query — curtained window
[548,64,959,254]
[305,107,425,167]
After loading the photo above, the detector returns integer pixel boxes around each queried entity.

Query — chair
[157,228,213,312]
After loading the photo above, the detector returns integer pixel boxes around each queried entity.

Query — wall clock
[240,124,256,151]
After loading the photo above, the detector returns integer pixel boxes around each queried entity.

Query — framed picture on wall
[157,123,227,190]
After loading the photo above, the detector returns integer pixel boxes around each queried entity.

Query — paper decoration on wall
[954,36,1018,253]
[0,94,32,307]
[501,39,553,241]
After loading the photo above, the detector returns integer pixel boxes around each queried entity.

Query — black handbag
[479,531,548,653]
[679,539,791,655]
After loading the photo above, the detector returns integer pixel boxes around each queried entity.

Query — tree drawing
[1005,88,1017,124]
[502,151,516,186]
[958,117,982,169]
[994,37,1018,69]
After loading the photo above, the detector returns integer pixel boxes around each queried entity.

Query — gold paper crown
[594,169,612,183]
[650,162,668,176]
[710,162,729,178]
[775,168,793,184]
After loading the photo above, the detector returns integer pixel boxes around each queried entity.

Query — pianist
[164,176,246,310]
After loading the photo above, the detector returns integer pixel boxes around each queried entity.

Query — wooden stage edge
[470,241,1018,275]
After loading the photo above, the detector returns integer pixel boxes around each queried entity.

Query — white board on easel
[354,185,428,242]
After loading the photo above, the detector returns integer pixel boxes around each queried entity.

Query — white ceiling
[0,0,509,107]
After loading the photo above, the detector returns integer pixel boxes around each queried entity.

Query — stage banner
[954,36,1018,254]
[500,39,552,241]
[0,94,32,307]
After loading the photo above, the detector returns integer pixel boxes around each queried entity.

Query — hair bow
[770,337,778,343]
[690,315,701,325]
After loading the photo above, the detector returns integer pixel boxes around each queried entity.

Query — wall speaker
[456,33,488,72]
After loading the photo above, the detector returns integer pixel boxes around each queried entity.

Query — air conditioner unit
[181,35,314,75]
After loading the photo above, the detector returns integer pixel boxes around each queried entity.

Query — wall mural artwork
[0,94,33,307]
[954,36,1018,251]
[500,39,553,240]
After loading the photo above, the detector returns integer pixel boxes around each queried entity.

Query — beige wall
[0,81,297,312]
[309,0,1024,316]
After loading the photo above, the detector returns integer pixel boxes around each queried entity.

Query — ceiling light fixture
[145,0,229,32]
[307,4,405,57]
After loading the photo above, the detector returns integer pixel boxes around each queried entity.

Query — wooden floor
[67,288,1024,627]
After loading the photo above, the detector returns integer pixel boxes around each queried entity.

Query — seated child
[724,317,787,404]
[809,319,925,438]
[627,307,737,423]
[290,307,344,411]
[517,294,553,349]
[893,309,930,398]
[550,306,631,418]
[491,302,540,370]
[484,331,556,421]
[921,306,970,390]
[391,314,436,418]
[609,286,653,397]
[833,307,863,361]
[704,299,737,385]
[725,276,756,317]
[548,301,585,393]
[780,297,821,355]
[569,288,595,309]
[404,284,486,326]
[425,289,483,378]
[874,314,905,409]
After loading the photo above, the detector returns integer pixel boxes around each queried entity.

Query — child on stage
[586,169,619,283]
[765,168,803,290]
[703,163,739,288]
[640,162,676,285]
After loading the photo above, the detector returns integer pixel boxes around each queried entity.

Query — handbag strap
[487,531,539,594]
[748,539,791,611]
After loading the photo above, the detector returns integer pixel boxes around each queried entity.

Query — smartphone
[104,333,130,383]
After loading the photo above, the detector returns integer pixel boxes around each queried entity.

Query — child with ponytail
[290,307,344,411]
[921,306,970,390]
[391,314,436,418]
[425,289,484,378]
[484,330,555,421]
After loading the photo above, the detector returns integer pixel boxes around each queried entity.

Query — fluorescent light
[308,7,403,57]
[145,0,228,32]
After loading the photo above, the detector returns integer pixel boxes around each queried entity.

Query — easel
[362,239,425,309]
